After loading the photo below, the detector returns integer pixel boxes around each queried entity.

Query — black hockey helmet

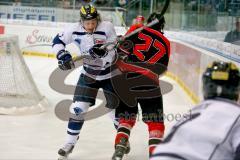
[80,4,98,21]
[202,61,240,101]
[147,12,165,33]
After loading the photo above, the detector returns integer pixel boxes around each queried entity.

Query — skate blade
[58,155,68,160]
[113,156,127,160]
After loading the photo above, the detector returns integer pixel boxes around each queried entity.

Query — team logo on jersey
[73,107,83,116]
[94,39,106,44]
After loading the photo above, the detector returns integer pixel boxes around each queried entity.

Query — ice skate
[58,143,75,160]
[112,137,129,160]
[125,141,130,154]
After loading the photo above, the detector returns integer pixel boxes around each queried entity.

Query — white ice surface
[0,57,192,160]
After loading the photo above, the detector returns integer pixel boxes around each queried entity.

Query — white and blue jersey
[151,99,240,160]
[52,21,120,80]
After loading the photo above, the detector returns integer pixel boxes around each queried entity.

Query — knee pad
[70,101,90,116]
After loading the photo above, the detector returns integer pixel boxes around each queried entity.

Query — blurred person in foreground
[151,61,240,160]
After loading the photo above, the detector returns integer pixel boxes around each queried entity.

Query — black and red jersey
[118,26,170,76]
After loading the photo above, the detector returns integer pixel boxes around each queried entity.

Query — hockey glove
[57,50,75,70]
[89,44,108,58]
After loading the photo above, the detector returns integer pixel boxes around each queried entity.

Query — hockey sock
[66,118,84,145]
[115,118,136,146]
[146,121,165,155]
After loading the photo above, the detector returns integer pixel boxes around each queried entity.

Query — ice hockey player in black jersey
[112,14,170,160]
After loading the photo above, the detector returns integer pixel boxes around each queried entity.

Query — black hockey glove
[89,44,108,58]
[57,50,75,70]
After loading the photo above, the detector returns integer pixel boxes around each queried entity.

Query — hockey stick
[72,52,159,83]
[115,8,128,30]
[72,51,94,62]
[123,0,170,39]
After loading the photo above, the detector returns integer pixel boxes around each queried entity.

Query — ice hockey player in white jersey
[151,61,240,160]
[52,4,120,160]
